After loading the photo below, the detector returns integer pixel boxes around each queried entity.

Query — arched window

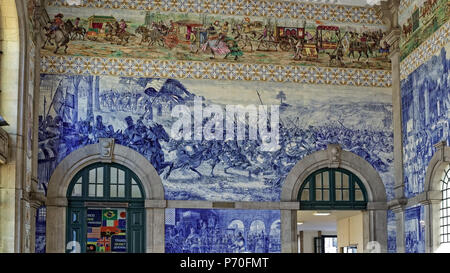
[297,168,368,210]
[440,165,450,244]
[66,163,146,253]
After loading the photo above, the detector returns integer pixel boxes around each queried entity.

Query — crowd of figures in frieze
[40,6,391,70]
[165,209,281,253]
[401,45,450,198]
[38,75,395,201]
[399,0,449,60]
[404,205,425,253]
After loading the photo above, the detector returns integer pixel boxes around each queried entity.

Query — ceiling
[297,210,363,231]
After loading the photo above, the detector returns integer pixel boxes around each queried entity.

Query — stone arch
[45,139,166,253]
[423,142,450,253]
[280,144,388,253]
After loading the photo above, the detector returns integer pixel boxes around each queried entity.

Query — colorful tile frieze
[400,19,449,80]
[399,0,449,61]
[40,5,391,70]
[46,0,384,25]
[40,55,392,87]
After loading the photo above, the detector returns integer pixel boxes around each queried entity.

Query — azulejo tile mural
[400,20,449,80]
[399,0,449,61]
[404,205,425,253]
[38,75,395,201]
[165,208,281,253]
[387,210,397,253]
[401,43,449,198]
[41,1,391,70]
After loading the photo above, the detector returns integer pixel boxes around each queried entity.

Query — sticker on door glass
[86,208,127,253]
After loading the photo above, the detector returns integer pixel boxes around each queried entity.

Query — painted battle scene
[400,0,449,60]
[38,74,394,202]
[165,208,281,253]
[40,7,391,70]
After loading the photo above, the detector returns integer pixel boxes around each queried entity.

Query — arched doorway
[281,144,388,253]
[46,140,166,253]
[66,163,145,253]
[297,168,368,253]
[423,142,450,252]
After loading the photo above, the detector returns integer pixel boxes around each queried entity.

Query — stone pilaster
[378,0,407,253]
[389,199,407,253]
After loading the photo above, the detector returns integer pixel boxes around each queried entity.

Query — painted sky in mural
[399,0,449,60]
[38,73,394,201]
[165,208,281,253]
[41,4,391,70]
[401,44,449,198]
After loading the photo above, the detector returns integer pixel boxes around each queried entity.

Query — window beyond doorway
[298,168,368,210]
[66,163,146,253]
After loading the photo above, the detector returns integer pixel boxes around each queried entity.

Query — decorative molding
[281,145,387,203]
[376,0,400,31]
[385,27,402,55]
[41,55,393,87]
[98,138,114,160]
[327,143,342,168]
[388,197,408,212]
[400,20,450,80]
[46,0,384,26]
[424,142,450,192]
[0,128,8,164]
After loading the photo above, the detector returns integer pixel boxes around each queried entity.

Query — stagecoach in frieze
[86,15,116,41]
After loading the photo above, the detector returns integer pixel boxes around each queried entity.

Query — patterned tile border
[399,0,415,12]
[400,20,450,80]
[41,54,392,87]
[46,0,384,26]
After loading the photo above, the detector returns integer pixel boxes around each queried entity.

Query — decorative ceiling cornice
[45,0,386,26]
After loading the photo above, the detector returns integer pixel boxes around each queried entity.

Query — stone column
[46,198,67,253]
[280,210,297,253]
[391,204,405,253]
[379,0,406,253]
[422,196,441,253]
[145,200,166,253]
[153,208,165,253]
[388,34,404,200]
[30,0,47,253]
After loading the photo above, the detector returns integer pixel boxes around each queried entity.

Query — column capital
[30,191,46,209]
[434,141,447,162]
[388,197,408,213]
[375,0,401,30]
[384,28,402,59]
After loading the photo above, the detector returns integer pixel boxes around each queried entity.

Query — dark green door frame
[66,163,146,253]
